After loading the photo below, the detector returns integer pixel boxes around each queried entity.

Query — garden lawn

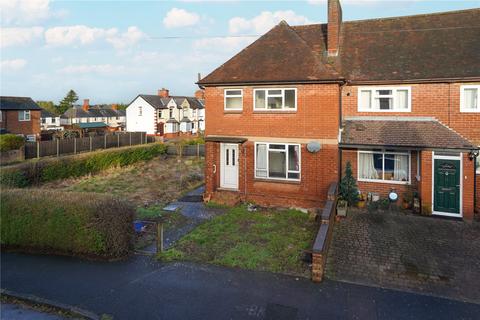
[40,156,204,207]
[158,206,317,277]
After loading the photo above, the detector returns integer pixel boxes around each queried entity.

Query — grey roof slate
[0,96,42,110]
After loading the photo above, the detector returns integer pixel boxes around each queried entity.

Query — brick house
[0,96,42,141]
[198,1,479,220]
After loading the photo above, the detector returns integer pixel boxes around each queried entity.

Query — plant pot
[337,200,348,217]
[357,200,366,209]
[401,201,410,210]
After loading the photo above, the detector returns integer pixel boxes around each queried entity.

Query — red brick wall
[0,110,40,136]
[342,83,480,145]
[204,84,340,139]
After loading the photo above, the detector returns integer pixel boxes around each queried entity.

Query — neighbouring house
[126,88,205,138]
[40,109,63,131]
[0,96,42,141]
[198,1,479,220]
[60,99,126,134]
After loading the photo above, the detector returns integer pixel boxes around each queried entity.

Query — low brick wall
[0,148,24,165]
[312,182,337,282]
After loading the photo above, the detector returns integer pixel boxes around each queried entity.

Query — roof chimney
[327,0,342,56]
[111,104,118,111]
[158,88,170,98]
[82,99,89,111]
[195,89,205,100]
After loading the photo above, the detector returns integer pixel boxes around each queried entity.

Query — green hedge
[0,143,167,188]
[0,134,25,152]
[1,189,135,259]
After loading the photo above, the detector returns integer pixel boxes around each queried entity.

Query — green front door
[433,159,460,214]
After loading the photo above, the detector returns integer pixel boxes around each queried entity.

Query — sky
[1,0,479,104]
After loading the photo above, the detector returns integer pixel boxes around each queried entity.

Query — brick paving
[326,209,480,303]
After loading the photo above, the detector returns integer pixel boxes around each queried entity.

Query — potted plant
[337,197,348,217]
[337,162,359,217]
[402,188,414,210]
[357,192,366,208]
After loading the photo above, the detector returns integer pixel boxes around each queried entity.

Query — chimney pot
[82,99,89,111]
[158,88,170,98]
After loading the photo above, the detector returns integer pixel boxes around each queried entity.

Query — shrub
[181,137,205,145]
[0,189,135,259]
[0,134,25,152]
[0,143,167,188]
[339,161,359,206]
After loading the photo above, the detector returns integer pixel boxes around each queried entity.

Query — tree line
[37,89,128,116]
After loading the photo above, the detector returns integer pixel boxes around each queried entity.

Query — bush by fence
[0,134,25,152]
[1,189,135,259]
[0,143,167,188]
[24,132,154,159]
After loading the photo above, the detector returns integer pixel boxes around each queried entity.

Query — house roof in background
[139,95,169,109]
[62,105,125,118]
[76,122,108,129]
[136,95,204,110]
[341,117,477,150]
[0,96,42,110]
[199,9,480,85]
[40,109,57,118]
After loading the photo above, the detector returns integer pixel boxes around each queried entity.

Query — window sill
[253,110,297,114]
[254,178,301,185]
[358,179,410,185]
[459,109,480,113]
[357,109,411,113]
[224,110,243,114]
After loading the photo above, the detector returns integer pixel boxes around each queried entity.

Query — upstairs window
[358,87,411,112]
[460,85,479,112]
[18,110,31,121]
[255,142,300,181]
[224,89,243,110]
[254,88,297,111]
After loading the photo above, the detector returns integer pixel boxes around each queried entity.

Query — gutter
[339,143,478,153]
[196,78,346,87]
[347,76,480,86]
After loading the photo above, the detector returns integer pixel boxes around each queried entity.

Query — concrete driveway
[326,209,480,304]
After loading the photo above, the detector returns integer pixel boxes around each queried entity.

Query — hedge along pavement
[1,189,135,259]
[0,142,167,188]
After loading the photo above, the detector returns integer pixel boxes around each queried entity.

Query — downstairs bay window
[255,143,300,181]
[358,150,410,184]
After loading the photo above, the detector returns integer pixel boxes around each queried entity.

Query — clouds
[0,27,44,48]
[1,59,27,71]
[44,25,117,46]
[58,64,128,75]
[0,0,50,25]
[163,8,200,28]
[229,10,313,34]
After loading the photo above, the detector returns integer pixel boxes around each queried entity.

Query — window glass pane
[384,153,395,180]
[373,153,384,178]
[358,153,381,180]
[268,150,286,178]
[255,90,266,109]
[269,144,285,150]
[268,89,281,95]
[464,88,478,109]
[377,97,393,110]
[360,90,372,109]
[476,152,480,174]
[391,153,409,181]
[288,145,300,171]
[288,172,300,179]
[267,96,282,109]
[284,90,296,109]
[226,149,229,165]
[377,90,392,96]
[225,97,242,109]
[256,144,267,169]
[226,90,242,96]
[396,90,408,109]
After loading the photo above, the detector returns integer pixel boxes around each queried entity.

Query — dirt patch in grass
[158,205,317,277]
[40,156,204,207]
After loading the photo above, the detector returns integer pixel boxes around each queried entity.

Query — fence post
[90,136,92,151]
[197,143,200,158]
[129,132,132,146]
[104,135,107,149]
[36,141,40,159]
[56,138,59,157]
[74,138,77,154]
[157,222,164,253]
[140,132,143,145]
[117,134,120,147]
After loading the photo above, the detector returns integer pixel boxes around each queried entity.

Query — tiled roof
[139,95,169,109]
[0,96,42,110]
[341,117,476,150]
[62,105,125,119]
[198,9,480,85]
[136,95,203,110]
[40,109,57,118]
[76,122,108,129]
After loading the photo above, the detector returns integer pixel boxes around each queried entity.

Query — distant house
[40,109,62,131]
[0,96,42,141]
[60,99,126,132]
[126,88,205,137]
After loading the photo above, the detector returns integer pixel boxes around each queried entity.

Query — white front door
[220,143,239,189]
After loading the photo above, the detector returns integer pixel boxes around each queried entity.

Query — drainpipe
[338,83,345,183]
[244,143,247,200]
[475,153,478,214]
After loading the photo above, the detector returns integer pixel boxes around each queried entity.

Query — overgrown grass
[136,206,189,230]
[0,143,167,188]
[158,205,317,276]
[1,189,135,259]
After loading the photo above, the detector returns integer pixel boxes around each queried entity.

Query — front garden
[158,205,317,277]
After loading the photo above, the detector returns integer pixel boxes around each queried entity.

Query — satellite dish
[307,141,321,153]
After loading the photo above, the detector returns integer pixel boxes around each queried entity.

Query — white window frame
[26,134,36,142]
[460,85,480,113]
[476,148,480,175]
[357,150,411,185]
[254,142,301,181]
[224,89,243,111]
[18,110,31,121]
[0,111,3,122]
[358,87,411,112]
[253,88,297,111]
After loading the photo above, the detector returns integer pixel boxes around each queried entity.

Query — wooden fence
[165,144,205,157]
[25,132,154,159]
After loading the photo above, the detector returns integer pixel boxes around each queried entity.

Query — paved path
[326,209,480,304]
[2,253,479,320]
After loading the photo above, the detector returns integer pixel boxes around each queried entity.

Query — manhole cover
[265,303,298,320]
